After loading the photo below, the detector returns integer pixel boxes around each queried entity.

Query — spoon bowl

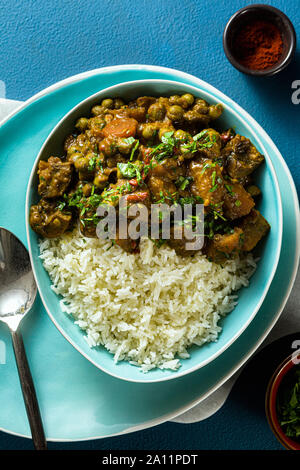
[0,227,47,450]
[0,227,37,330]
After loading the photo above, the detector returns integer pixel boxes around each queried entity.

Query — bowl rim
[223,3,297,77]
[25,78,283,383]
[265,350,300,450]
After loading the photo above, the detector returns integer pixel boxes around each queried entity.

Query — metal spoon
[0,227,47,450]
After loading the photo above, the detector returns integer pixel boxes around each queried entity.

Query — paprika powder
[234,19,283,70]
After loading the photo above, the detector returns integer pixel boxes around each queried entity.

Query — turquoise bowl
[26,79,282,383]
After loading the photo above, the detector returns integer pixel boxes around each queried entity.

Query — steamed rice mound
[39,230,256,372]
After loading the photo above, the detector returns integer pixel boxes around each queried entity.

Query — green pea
[158,127,173,140]
[117,138,132,154]
[74,157,89,170]
[181,93,194,107]
[148,103,166,121]
[142,124,156,140]
[91,105,104,116]
[174,129,188,141]
[209,104,223,120]
[94,173,108,188]
[169,95,180,105]
[167,105,184,121]
[101,98,114,109]
[75,117,89,132]
[67,148,84,164]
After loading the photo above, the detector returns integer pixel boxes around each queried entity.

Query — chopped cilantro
[175,176,193,191]
[150,131,176,161]
[200,161,217,175]
[225,184,234,196]
[277,367,300,440]
[117,162,142,184]
[193,130,217,149]
[178,195,204,206]
[88,155,98,171]
[129,139,139,161]
[57,201,66,211]
[211,170,216,187]
[209,183,219,193]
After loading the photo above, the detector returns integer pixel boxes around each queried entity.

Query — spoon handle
[11,329,47,450]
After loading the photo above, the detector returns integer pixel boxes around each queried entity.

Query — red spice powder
[234,19,284,70]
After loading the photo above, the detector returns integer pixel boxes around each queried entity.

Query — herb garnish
[81,212,100,226]
[277,367,300,440]
[129,139,139,161]
[193,130,217,148]
[211,170,216,187]
[66,185,84,209]
[225,184,235,196]
[204,203,233,239]
[150,131,176,162]
[209,183,219,193]
[200,161,218,175]
[175,176,193,191]
[57,201,66,211]
[88,155,98,171]
[156,190,178,204]
[178,195,204,206]
[117,162,143,184]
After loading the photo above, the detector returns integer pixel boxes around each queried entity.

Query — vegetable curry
[29,93,270,262]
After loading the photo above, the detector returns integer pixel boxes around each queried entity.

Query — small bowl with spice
[265,350,300,450]
[223,4,296,76]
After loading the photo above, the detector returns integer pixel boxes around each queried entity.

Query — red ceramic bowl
[265,350,300,450]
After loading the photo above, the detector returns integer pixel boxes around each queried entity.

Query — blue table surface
[1,0,299,450]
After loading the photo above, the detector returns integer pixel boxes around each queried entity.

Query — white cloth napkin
[1,98,299,423]
[0,98,22,120]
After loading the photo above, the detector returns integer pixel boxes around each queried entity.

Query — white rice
[39,230,256,372]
